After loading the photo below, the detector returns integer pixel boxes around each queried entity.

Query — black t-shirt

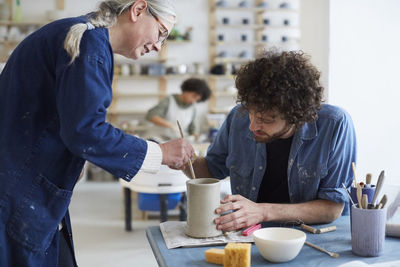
[257,136,293,204]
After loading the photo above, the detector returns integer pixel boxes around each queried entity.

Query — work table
[146,216,400,266]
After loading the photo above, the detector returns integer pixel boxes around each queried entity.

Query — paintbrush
[342,183,355,206]
[365,173,372,187]
[351,162,358,187]
[377,194,387,209]
[361,194,368,209]
[305,241,339,258]
[356,183,363,209]
[177,120,196,179]
[371,170,385,206]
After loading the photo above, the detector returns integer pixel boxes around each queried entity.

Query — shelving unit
[107,40,205,131]
[0,20,45,61]
[209,0,300,65]
[0,20,45,26]
[207,0,301,114]
[0,0,65,61]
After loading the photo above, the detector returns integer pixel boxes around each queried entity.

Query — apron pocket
[6,174,72,252]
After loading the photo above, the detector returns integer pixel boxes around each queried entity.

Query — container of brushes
[351,204,387,256]
[350,185,375,206]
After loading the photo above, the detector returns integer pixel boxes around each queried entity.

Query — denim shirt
[0,16,147,266]
[206,104,357,215]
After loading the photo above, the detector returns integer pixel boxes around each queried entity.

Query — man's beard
[253,124,294,143]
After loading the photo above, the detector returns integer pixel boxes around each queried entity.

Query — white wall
[299,0,400,186]
[329,0,400,185]
[300,0,329,95]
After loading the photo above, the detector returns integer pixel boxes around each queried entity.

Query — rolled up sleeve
[318,111,357,211]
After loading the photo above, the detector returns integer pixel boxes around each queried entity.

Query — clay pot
[186,178,222,238]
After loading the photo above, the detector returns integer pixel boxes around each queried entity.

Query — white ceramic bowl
[253,227,306,263]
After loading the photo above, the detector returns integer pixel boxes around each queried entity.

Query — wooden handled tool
[305,241,339,258]
[356,183,363,209]
[361,194,368,210]
[342,183,355,206]
[301,224,336,234]
[316,226,337,234]
[366,173,372,185]
[177,120,196,179]
[351,162,358,187]
[377,194,387,209]
[371,170,385,206]
[301,224,317,234]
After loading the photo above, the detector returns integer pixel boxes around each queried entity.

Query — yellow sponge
[224,243,251,267]
[205,248,225,265]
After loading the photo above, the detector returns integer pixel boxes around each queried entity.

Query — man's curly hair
[235,50,324,129]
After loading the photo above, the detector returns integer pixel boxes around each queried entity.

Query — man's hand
[214,194,264,231]
[159,138,195,170]
[214,197,345,229]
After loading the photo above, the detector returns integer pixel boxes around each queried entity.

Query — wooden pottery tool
[356,183,363,209]
[377,194,387,209]
[177,120,196,179]
[301,224,336,234]
[305,241,339,258]
[351,162,358,186]
[361,194,368,209]
[316,226,337,234]
[366,173,372,186]
[301,224,317,234]
[371,170,385,206]
[342,183,355,206]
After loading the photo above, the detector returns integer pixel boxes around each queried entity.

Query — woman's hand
[214,194,265,231]
[159,138,194,170]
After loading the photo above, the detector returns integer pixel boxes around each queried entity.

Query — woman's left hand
[214,194,264,231]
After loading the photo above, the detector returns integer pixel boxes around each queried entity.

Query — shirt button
[252,187,256,191]
[236,186,240,190]
[259,166,263,170]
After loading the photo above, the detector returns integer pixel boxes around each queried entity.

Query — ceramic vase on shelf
[0,2,10,21]
[13,0,22,22]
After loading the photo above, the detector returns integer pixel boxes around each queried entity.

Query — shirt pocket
[295,164,327,199]
[6,174,72,252]
[227,155,253,197]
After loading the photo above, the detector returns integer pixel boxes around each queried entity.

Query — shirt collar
[297,119,318,140]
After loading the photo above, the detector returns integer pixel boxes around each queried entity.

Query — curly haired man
[187,50,357,231]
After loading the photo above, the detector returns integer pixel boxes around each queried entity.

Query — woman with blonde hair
[0,1,193,266]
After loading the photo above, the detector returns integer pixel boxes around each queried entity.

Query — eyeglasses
[148,9,169,46]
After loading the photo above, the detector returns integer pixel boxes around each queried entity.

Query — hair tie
[86,22,95,30]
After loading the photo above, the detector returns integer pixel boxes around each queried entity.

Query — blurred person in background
[145,77,211,141]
